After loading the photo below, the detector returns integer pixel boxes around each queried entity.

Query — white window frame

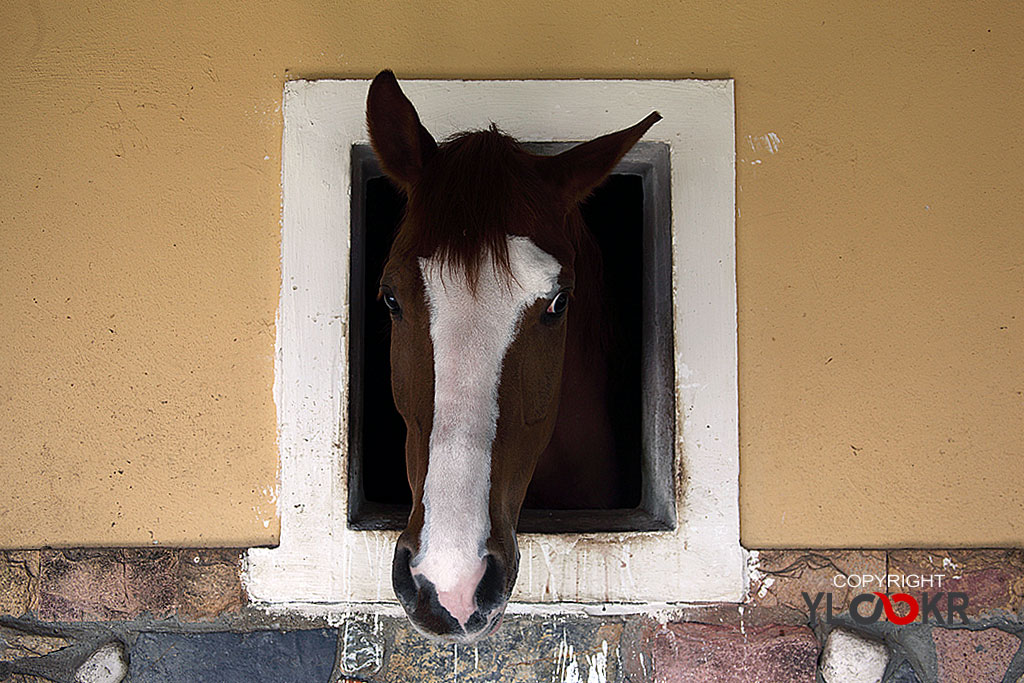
[246,79,742,613]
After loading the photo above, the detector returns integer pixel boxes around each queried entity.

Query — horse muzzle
[392,545,510,643]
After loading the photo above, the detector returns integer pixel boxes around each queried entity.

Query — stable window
[247,79,742,609]
[347,142,675,533]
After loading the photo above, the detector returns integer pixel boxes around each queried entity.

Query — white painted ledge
[245,78,741,610]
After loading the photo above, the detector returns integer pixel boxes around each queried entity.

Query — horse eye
[546,291,569,316]
[381,288,401,315]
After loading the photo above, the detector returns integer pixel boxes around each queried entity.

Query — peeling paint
[337,617,384,676]
[585,640,609,683]
[555,630,578,683]
[746,132,782,154]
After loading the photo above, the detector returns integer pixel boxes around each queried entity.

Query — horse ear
[539,112,661,204]
[366,70,437,189]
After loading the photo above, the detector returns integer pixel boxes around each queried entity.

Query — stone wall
[3,548,1023,681]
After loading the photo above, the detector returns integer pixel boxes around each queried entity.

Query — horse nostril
[474,554,506,615]
[391,546,417,608]
[461,554,507,635]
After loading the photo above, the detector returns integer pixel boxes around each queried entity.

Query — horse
[366,70,659,642]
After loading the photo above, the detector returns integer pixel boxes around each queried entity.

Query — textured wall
[1,0,1021,547]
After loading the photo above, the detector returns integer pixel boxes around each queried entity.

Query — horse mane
[388,125,609,352]
[394,126,566,284]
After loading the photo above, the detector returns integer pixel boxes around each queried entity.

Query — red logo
[872,592,919,625]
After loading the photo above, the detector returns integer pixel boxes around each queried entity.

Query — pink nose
[392,547,508,641]
[428,559,487,627]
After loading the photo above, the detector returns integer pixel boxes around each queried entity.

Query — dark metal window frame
[347,141,675,533]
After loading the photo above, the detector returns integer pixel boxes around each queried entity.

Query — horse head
[366,70,658,642]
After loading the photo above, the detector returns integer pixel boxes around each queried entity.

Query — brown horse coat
[366,69,659,641]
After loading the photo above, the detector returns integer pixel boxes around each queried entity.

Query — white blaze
[414,235,561,604]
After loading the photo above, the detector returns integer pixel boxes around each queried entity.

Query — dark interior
[358,174,644,512]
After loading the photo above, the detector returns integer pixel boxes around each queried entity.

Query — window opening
[348,142,674,533]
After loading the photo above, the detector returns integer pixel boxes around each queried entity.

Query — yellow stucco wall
[1,1,1021,548]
